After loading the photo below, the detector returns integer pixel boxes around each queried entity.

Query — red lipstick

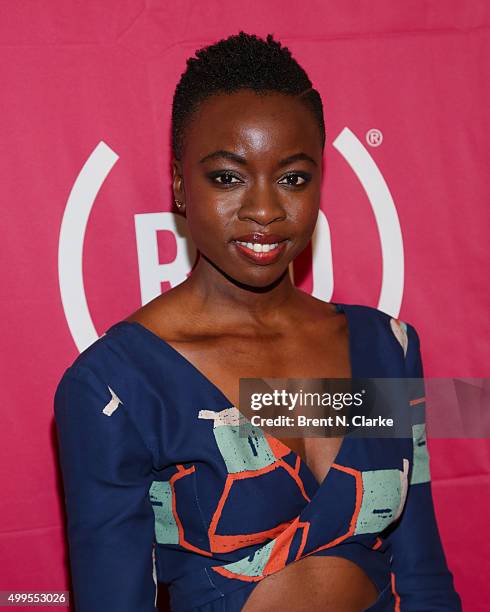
[230,233,288,265]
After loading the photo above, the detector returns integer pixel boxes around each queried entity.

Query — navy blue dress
[54,302,461,611]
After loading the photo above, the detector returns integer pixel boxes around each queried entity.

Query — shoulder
[54,322,148,425]
[58,316,164,386]
[54,321,173,442]
[54,330,125,413]
[53,326,160,459]
[57,327,125,389]
[338,301,421,360]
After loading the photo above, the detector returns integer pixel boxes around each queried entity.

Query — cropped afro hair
[171,31,325,159]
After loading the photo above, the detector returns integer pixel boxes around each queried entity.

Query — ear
[172,158,186,213]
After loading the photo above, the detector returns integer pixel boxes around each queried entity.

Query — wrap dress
[54,302,462,611]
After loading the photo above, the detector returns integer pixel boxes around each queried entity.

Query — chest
[167,327,351,486]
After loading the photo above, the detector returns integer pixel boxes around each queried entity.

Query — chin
[200,249,293,289]
[226,265,291,291]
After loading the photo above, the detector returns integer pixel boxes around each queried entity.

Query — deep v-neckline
[108,302,355,489]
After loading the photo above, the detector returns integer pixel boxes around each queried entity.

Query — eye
[278,172,311,187]
[208,171,243,186]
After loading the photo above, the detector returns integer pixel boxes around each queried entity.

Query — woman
[54,32,461,611]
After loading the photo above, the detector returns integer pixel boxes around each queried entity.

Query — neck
[180,254,301,328]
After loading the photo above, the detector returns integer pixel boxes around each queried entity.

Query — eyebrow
[199,150,317,167]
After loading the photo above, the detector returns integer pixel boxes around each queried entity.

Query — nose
[237,183,287,226]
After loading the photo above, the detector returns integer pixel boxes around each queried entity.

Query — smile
[234,241,280,253]
[231,238,288,265]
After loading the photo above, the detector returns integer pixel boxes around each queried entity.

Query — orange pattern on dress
[207,442,313,553]
[391,572,401,611]
[170,465,213,557]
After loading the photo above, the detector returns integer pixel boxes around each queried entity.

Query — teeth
[235,241,280,253]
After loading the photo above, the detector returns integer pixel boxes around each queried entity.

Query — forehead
[182,89,322,161]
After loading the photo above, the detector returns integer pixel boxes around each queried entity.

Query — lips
[230,232,288,265]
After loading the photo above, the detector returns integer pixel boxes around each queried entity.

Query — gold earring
[175,199,183,208]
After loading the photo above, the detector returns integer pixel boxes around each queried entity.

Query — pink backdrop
[1,1,489,609]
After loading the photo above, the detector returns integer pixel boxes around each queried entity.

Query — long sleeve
[386,323,462,610]
[54,364,158,611]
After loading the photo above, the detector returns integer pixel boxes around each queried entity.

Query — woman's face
[172,89,323,288]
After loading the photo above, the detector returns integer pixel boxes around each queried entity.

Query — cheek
[286,198,320,234]
[183,174,236,234]
[185,200,235,249]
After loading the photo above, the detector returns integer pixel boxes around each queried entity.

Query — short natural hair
[171,31,325,159]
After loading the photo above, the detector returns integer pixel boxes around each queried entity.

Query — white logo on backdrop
[58,130,404,352]
[366,128,383,147]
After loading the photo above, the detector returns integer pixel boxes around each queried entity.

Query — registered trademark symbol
[366,129,383,147]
